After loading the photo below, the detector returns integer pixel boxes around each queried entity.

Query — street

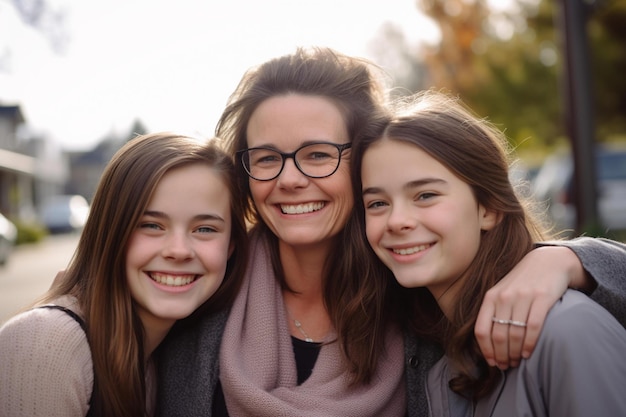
[0,233,79,324]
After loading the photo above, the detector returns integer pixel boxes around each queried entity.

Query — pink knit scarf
[219,234,407,416]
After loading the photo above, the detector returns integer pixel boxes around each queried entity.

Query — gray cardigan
[157,237,626,417]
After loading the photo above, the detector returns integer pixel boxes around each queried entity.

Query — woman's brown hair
[352,90,549,398]
[216,46,394,384]
[40,132,248,416]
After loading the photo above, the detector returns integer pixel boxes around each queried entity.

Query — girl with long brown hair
[0,132,248,416]
[356,91,626,416]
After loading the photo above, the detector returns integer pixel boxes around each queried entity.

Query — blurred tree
[589,0,626,140]
[375,0,626,154]
[5,0,68,54]
[367,22,427,96]
[417,0,563,152]
[417,0,490,92]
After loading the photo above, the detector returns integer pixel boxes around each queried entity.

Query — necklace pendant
[287,310,315,342]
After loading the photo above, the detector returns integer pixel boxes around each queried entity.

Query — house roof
[0,105,25,124]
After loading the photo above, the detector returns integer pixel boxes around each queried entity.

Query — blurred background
[0,0,625,319]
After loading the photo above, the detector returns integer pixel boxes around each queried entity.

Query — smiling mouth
[149,272,198,287]
[280,202,325,214]
[391,244,432,255]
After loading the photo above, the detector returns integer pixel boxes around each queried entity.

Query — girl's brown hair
[40,132,248,416]
[216,46,394,384]
[352,90,549,398]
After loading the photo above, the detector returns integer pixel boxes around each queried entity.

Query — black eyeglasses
[237,141,352,181]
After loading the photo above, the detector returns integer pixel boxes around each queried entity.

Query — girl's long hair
[216,46,395,384]
[39,133,248,416]
[352,90,550,397]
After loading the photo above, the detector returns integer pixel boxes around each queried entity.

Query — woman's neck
[278,239,329,294]
[278,239,332,341]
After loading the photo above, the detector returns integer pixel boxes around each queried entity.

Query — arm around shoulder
[0,308,93,417]
[538,236,626,327]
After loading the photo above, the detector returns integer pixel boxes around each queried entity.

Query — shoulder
[0,302,93,416]
[510,293,626,416]
[0,301,92,370]
[1,301,85,344]
[533,290,626,358]
[543,290,620,331]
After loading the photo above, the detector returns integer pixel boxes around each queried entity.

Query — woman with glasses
[157,47,626,417]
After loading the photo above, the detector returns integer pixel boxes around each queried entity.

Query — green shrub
[13,221,48,245]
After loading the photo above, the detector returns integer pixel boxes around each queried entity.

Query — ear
[479,204,500,231]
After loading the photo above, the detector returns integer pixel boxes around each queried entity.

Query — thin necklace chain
[286,310,314,342]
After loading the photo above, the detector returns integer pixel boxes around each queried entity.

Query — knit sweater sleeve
[0,307,93,417]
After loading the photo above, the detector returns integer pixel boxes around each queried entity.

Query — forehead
[361,139,451,183]
[246,95,349,149]
[150,164,230,203]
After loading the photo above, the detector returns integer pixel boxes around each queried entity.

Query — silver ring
[491,317,527,327]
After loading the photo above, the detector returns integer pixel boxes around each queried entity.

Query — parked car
[532,147,626,232]
[39,195,90,234]
[0,212,17,265]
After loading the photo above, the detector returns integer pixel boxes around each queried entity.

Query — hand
[475,245,588,369]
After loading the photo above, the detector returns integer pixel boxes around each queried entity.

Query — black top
[212,336,322,416]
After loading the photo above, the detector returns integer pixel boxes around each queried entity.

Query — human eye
[138,221,163,231]
[195,225,218,234]
[364,199,388,210]
[416,191,439,202]
[300,144,336,162]
[250,149,281,166]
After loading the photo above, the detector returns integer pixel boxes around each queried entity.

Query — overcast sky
[1,0,442,150]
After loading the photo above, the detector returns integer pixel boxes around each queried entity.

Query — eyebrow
[143,210,226,223]
[249,139,346,149]
[362,178,447,196]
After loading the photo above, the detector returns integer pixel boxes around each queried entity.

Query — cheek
[365,215,383,246]
[125,234,143,267]
[248,180,272,205]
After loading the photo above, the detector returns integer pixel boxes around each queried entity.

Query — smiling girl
[354,91,626,416]
[0,133,248,417]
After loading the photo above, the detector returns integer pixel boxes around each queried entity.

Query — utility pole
[556,0,598,233]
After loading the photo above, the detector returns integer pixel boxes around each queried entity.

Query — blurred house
[0,105,35,219]
[65,136,126,201]
[65,119,146,200]
[0,104,68,222]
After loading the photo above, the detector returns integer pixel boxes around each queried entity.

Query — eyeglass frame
[237,141,352,181]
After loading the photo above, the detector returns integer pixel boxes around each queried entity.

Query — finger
[521,298,553,359]
[507,297,532,367]
[475,295,497,367]
[491,303,513,370]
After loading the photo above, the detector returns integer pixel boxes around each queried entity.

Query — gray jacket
[158,237,626,417]
[425,290,626,417]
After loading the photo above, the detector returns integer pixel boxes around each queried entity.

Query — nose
[276,157,308,189]
[162,231,195,261]
[386,203,418,233]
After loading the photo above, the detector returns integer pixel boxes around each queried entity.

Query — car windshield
[599,152,626,181]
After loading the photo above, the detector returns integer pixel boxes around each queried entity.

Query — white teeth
[280,202,324,214]
[392,244,430,255]
[151,273,196,287]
